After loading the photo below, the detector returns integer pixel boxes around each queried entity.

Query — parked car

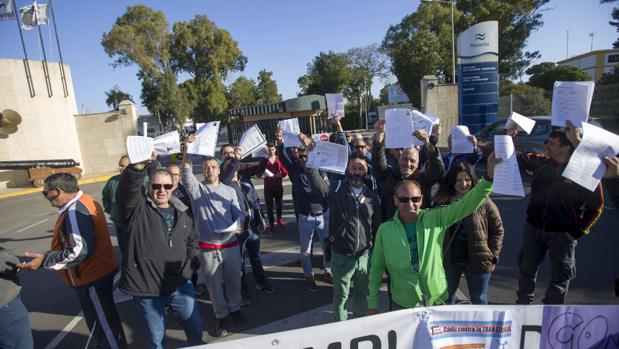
[474,116,602,159]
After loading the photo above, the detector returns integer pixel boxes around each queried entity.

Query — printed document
[126,136,154,164]
[153,131,181,155]
[385,108,415,149]
[562,122,619,191]
[186,121,220,157]
[278,118,303,148]
[551,81,595,127]
[493,135,525,197]
[239,125,266,159]
[412,110,437,137]
[306,141,349,174]
[505,111,536,135]
[450,126,474,154]
[326,92,345,119]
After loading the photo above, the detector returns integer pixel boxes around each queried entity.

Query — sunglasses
[151,183,174,190]
[354,145,368,149]
[42,188,60,200]
[396,196,423,204]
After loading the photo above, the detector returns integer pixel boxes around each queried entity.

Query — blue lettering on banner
[540,306,619,349]
[458,61,499,133]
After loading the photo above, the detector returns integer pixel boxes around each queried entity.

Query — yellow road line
[0,174,115,200]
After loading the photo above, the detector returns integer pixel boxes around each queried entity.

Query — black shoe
[230,310,248,330]
[256,283,276,294]
[215,317,229,337]
[240,297,252,307]
[306,276,318,292]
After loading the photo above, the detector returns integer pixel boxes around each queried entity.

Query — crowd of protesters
[2,115,618,349]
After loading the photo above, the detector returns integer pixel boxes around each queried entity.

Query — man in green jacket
[368,153,499,312]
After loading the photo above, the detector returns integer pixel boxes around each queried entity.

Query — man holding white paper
[181,135,245,337]
[372,119,445,219]
[508,127,604,304]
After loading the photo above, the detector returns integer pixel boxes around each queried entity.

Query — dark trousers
[0,295,33,349]
[264,185,283,226]
[516,223,577,305]
[239,233,271,300]
[75,272,128,349]
[445,263,491,304]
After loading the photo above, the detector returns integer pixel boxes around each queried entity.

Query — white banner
[187,305,619,349]
[0,0,17,21]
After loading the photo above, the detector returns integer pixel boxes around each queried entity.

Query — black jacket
[117,165,199,297]
[307,168,381,257]
[372,138,445,220]
[518,153,604,239]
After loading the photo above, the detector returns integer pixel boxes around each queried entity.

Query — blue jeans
[0,295,32,349]
[238,231,271,300]
[133,281,204,349]
[445,263,491,304]
[298,210,331,276]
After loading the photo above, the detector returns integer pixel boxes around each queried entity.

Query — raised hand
[374,119,385,143]
[486,151,502,180]
[413,129,430,145]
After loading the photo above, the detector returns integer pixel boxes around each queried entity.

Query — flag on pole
[19,1,48,30]
[0,0,16,20]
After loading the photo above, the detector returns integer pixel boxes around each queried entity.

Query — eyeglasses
[42,188,60,201]
[151,183,174,190]
[354,145,368,149]
[396,196,423,204]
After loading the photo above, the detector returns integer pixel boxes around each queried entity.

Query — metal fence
[226,113,331,145]
[498,83,619,133]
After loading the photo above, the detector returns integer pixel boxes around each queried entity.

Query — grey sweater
[0,251,21,307]
[182,167,244,245]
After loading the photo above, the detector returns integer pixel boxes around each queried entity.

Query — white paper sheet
[306,141,349,174]
[505,111,536,135]
[412,110,436,137]
[239,125,267,159]
[142,122,147,137]
[450,126,474,154]
[562,122,619,191]
[214,220,238,234]
[551,81,595,127]
[425,111,440,124]
[492,135,525,197]
[385,108,415,149]
[126,136,154,164]
[325,92,345,119]
[153,131,181,155]
[278,118,303,148]
[251,146,269,159]
[264,169,275,178]
[186,121,220,157]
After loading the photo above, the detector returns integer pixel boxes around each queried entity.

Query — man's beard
[348,174,364,187]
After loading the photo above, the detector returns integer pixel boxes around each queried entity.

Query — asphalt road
[1,167,618,348]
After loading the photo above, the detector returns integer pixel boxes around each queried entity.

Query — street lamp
[421,0,456,84]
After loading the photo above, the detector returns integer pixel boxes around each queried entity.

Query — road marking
[14,218,50,233]
[44,312,85,349]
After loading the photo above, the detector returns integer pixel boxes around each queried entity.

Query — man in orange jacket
[19,173,127,348]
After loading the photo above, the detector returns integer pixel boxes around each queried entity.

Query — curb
[0,174,115,200]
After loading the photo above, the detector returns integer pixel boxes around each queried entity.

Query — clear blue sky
[0,0,616,115]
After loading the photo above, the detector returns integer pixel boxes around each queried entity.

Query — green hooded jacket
[368,178,493,309]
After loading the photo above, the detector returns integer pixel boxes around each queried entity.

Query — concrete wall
[420,75,458,148]
[0,59,82,188]
[74,100,138,177]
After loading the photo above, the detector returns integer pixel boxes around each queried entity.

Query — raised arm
[305,167,330,200]
[416,129,445,186]
[181,135,202,199]
[117,155,153,225]
[371,120,391,182]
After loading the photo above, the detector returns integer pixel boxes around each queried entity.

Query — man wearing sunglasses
[368,153,499,313]
[18,173,127,348]
[116,152,204,348]
[277,132,332,292]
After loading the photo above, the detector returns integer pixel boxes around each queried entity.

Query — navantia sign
[457,20,499,133]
